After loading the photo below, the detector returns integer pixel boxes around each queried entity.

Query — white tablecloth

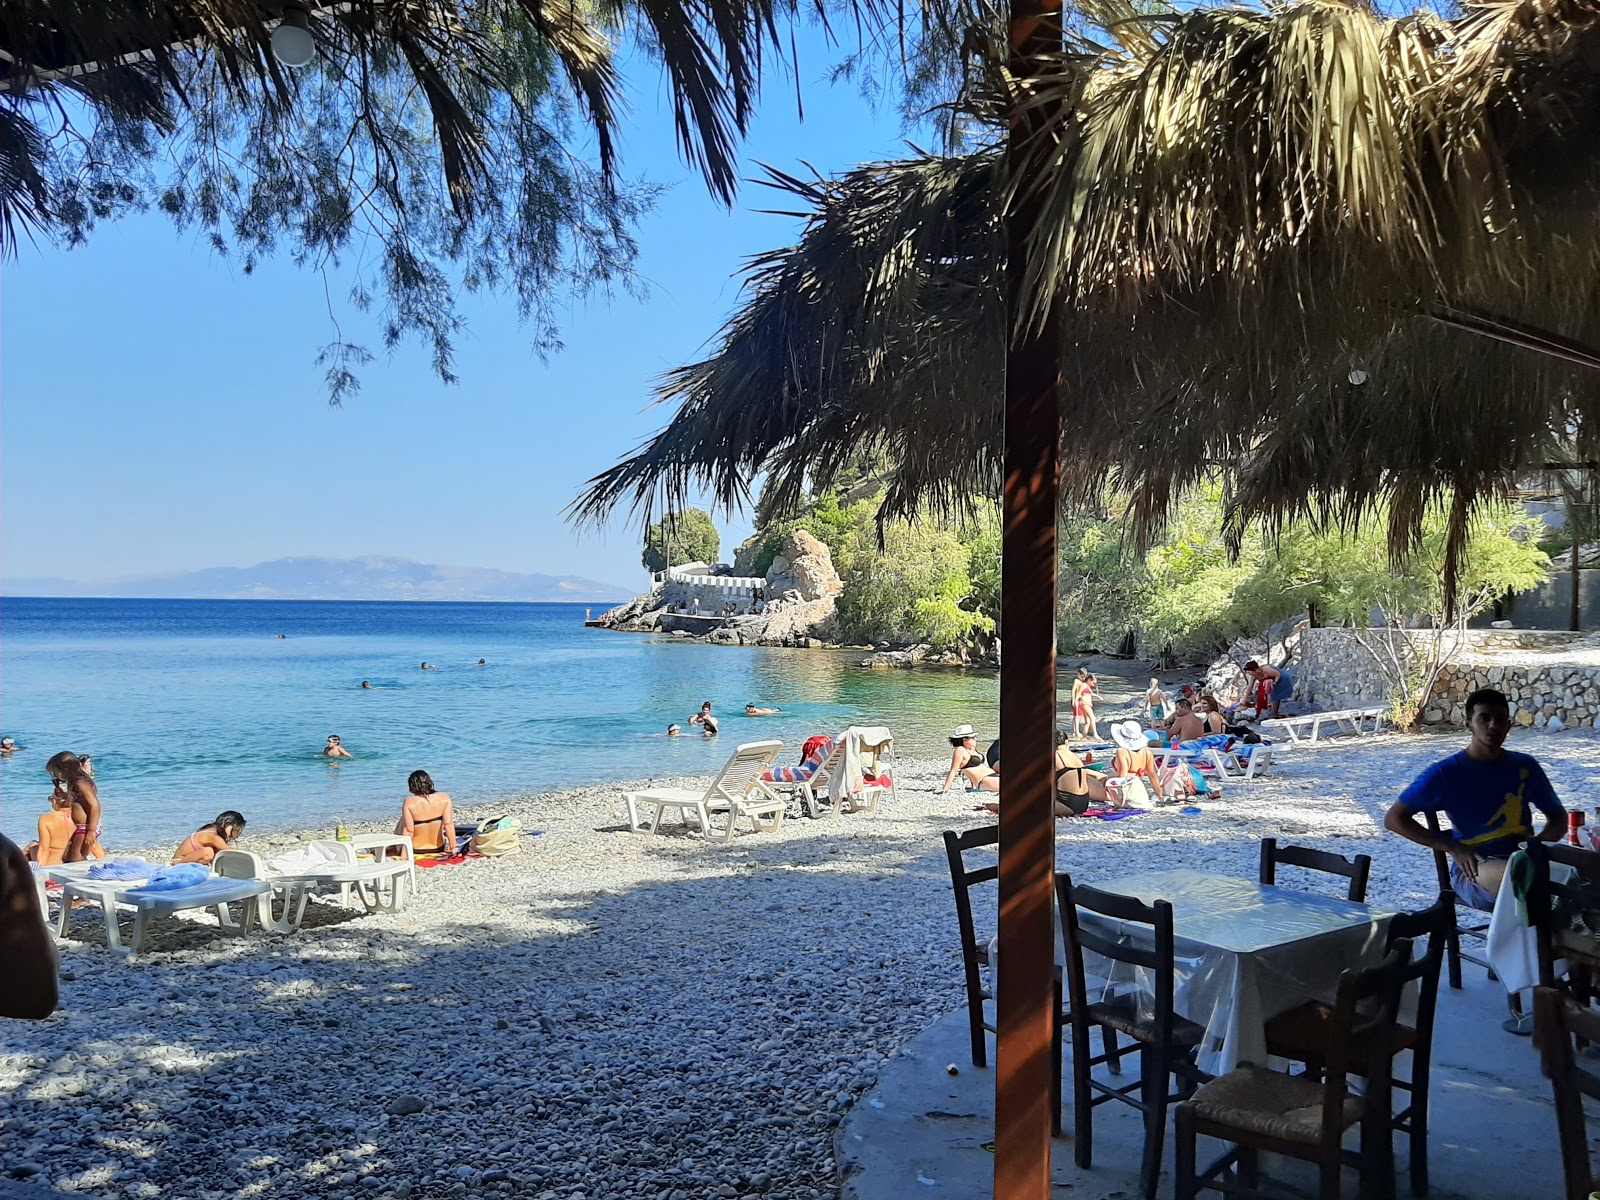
[1064,868,1390,1075]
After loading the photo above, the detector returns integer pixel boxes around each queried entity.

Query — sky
[1,29,926,592]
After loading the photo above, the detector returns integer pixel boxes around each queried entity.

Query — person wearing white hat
[1109,720,1162,796]
[940,725,999,794]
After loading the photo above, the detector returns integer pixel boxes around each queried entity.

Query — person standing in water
[689,702,719,736]
[322,735,356,760]
[47,751,101,864]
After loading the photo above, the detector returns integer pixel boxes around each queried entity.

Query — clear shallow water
[0,598,1026,847]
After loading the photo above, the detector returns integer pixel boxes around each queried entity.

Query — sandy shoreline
[7,729,1599,1199]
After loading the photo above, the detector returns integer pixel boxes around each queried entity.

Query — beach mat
[416,854,471,868]
[1077,807,1147,821]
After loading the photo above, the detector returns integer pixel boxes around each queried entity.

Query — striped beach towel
[765,737,835,783]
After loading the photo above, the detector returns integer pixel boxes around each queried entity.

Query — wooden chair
[1174,944,1412,1200]
[943,826,1000,1067]
[1259,838,1372,903]
[1524,839,1600,1003]
[1057,873,1209,1200]
[1265,894,1451,1195]
[942,826,1070,1129]
[1534,985,1600,1200]
[1420,811,1493,989]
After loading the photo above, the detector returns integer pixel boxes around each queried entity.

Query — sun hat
[950,723,980,740]
[1110,720,1147,753]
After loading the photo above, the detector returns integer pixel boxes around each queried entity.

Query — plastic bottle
[336,819,350,842]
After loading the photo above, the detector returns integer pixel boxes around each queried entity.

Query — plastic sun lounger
[625,740,787,843]
[214,847,413,933]
[1262,706,1387,744]
[764,736,840,819]
[57,876,271,955]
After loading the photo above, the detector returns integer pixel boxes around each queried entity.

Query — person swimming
[745,703,781,716]
[322,735,355,760]
[0,737,17,756]
[361,681,374,690]
[477,658,487,667]
[667,724,682,737]
[420,662,436,670]
[172,811,247,866]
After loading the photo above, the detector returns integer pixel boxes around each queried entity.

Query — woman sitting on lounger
[171,811,248,866]
[398,770,456,857]
[24,788,75,866]
[940,725,999,794]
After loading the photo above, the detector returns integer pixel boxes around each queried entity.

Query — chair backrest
[705,740,784,804]
[1057,874,1179,1045]
[212,849,267,880]
[1525,839,1600,989]
[808,737,850,789]
[1536,986,1600,1200]
[1385,893,1453,1045]
[307,840,360,864]
[1259,837,1372,903]
[944,826,999,963]
[1318,943,1413,1148]
[1420,811,1458,895]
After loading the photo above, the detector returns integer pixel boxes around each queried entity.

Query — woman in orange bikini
[171,812,248,866]
[398,770,456,857]
[24,788,76,865]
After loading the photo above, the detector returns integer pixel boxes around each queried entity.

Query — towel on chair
[87,860,162,881]
[130,864,212,891]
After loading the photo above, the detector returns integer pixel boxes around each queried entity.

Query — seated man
[1384,686,1565,912]
[1164,699,1205,742]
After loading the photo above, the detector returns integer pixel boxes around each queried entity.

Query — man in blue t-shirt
[1385,686,1566,912]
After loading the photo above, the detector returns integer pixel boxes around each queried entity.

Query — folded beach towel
[130,864,212,891]
[268,843,349,875]
[87,859,162,881]
[1078,807,1146,821]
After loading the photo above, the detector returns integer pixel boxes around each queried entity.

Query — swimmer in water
[0,737,16,756]
[276,634,287,639]
[667,723,682,737]
[688,702,719,736]
[745,703,781,716]
[361,681,374,690]
[477,659,487,667]
[322,735,356,760]
[420,662,436,670]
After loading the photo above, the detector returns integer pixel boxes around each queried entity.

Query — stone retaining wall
[1294,626,1598,728]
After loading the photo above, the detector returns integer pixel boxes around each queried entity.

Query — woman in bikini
[398,770,456,857]
[1197,695,1227,735]
[46,751,103,864]
[940,725,999,794]
[171,811,248,866]
[981,732,1108,818]
[1070,668,1091,739]
[24,788,76,865]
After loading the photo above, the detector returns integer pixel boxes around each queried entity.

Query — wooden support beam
[994,0,1063,1194]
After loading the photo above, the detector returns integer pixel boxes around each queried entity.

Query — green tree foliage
[642,509,720,572]
[1058,485,1552,657]
[833,516,995,647]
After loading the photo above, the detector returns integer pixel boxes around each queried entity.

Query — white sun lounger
[214,846,413,933]
[1158,742,1274,782]
[625,740,786,842]
[1263,706,1387,744]
[57,876,271,955]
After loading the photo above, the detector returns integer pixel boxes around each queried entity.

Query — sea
[0,597,1078,848]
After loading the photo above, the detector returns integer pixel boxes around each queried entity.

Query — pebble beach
[7,728,1600,1200]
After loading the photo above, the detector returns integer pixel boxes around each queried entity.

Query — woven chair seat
[1264,1001,1416,1066]
[1188,1065,1364,1145]
[1087,995,1204,1046]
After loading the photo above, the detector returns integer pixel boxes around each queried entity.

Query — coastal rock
[386,1096,427,1117]
[764,531,843,603]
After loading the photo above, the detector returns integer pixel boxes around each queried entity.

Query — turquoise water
[0,598,1019,847]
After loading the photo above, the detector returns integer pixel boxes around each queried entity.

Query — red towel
[416,854,470,868]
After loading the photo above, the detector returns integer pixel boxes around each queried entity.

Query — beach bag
[471,815,523,857]
[1107,777,1153,810]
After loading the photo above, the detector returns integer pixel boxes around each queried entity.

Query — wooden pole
[995,0,1063,1193]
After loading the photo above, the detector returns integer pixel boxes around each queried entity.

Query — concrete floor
[836,969,1583,1198]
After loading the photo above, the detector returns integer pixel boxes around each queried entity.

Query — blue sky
[1,29,924,591]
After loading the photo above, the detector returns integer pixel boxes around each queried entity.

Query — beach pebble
[9,732,1591,1200]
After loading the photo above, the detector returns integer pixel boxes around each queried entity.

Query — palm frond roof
[574,0,1600,587]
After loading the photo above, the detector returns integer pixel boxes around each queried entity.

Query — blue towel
[129,864,211,891]
[87,859,162,880]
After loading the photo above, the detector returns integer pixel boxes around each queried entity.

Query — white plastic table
[1078,868,1391,1074]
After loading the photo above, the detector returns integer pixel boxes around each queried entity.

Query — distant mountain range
[2,556,632,603]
